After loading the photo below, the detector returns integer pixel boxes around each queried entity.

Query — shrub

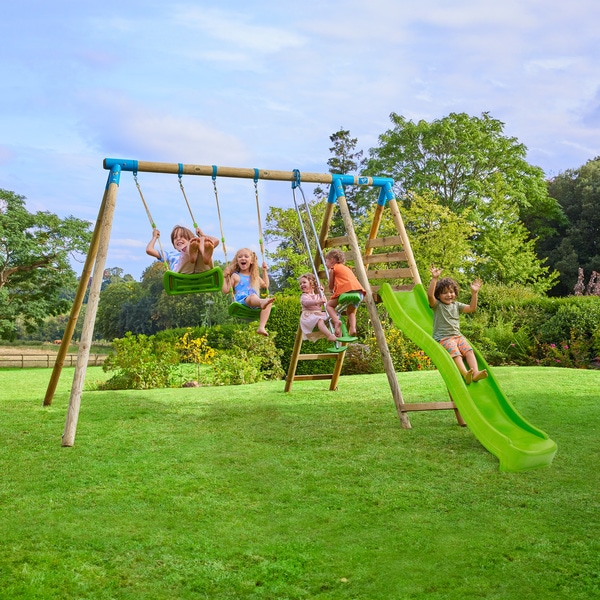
[101,332,180,390]
[198,324,285,386]
[199,351,263,386]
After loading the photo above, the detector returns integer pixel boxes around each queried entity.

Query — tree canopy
[364,112,561,292]
[0,189,92,340]
[544,157,600,294]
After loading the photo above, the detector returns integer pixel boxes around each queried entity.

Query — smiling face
[299,277,312,293]
[172,234,190,252]
[437,285,457,305]
[236,249,253,271]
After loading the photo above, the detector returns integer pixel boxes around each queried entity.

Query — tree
[544,157,600,295]
[365,112,562,291]
[0,189,92,340]
[264,201,327,291]
[470,176,558,292]
[95,279,145,340]
[356,191,477,287]
[366,112,563,235]
[313,129,369,236]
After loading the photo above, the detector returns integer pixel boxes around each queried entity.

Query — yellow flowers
[176,330,216,365]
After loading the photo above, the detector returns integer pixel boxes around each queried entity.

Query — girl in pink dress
[298,273,337,342]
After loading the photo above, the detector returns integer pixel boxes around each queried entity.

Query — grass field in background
[0,366,598,599]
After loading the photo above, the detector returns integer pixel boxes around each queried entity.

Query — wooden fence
[0,354,107,368]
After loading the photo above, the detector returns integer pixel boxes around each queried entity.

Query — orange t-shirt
[330,263,366,299]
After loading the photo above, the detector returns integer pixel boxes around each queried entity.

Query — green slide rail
[380,283,557,472]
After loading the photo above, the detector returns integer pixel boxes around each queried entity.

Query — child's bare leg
[188,239,200,264]
[200,236,215,268]
[317,319,337,341]
[453,355,472,384]
[464,350,488,382]
[326,299,341,337]
[346,305,357,337]
[256,300,274,336]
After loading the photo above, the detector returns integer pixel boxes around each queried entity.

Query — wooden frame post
[43,185,111,406]
[333,188,412,429]
[62,170,120,446]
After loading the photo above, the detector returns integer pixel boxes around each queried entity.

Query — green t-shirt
[432,300,468,341]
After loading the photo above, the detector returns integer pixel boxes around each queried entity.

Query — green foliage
[365,112,562,293]
[175,329,216,382]
[95,280,146,340]
[200,350,263,386]
[155,323,239,350]
[0,188,92,340]
[101,332,180,390]
[199,324,285,386]
[545,157,600,294]
[264,201,327,291]
[463,289,600,368]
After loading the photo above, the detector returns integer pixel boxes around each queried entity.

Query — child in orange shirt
[324,249,366,337]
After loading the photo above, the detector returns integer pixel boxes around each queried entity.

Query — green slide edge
[380,283,557,472]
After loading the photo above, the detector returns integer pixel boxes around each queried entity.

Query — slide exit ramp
[380,283,557,472]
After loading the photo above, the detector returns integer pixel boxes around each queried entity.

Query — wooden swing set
[44,158,465,448]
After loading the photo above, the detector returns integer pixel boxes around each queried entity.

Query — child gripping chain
[324,249,366,338]
[298,273,338,342]
[146,225,219,274]
[222,248,275,336]
[427,265,488,385]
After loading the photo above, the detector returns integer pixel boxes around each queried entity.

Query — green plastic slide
[380,283,557,472]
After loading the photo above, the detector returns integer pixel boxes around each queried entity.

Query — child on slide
[427,265,488,385]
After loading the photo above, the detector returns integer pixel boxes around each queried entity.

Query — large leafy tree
[544,157,600,295]
[365,112,562,291]
[0,189,92,340]
[366,112,563,233]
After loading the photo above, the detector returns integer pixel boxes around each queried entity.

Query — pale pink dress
[300,292,329,341]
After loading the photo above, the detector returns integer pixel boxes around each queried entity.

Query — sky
[1,0,599,281]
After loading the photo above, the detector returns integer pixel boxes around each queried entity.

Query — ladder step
[367,268,413,279]
[365,235,405,248]
[400,402,457,411]
[363,251,407,264]
[323,235,349,247]
[294,374,334,381]
[298,353,341,360]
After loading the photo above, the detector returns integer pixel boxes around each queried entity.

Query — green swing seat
[325,291,361,352]
[163,267,224,296]
[228,300,276,321]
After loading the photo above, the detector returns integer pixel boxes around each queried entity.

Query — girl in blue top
[427,265,487,385]
[222,248,274,336]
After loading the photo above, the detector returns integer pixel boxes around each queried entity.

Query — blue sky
[1,0,599,281]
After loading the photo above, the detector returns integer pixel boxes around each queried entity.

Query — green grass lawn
[0,366,598,599]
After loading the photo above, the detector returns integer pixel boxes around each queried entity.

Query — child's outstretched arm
[464,278,482,314]
[259,262,270,290]
[427,265,442,308]
[146,229,162,259]
[222,267,237,294]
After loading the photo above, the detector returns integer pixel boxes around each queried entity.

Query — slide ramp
[380,283,557,472]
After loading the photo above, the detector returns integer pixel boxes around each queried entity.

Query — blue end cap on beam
[103,158,138,172]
